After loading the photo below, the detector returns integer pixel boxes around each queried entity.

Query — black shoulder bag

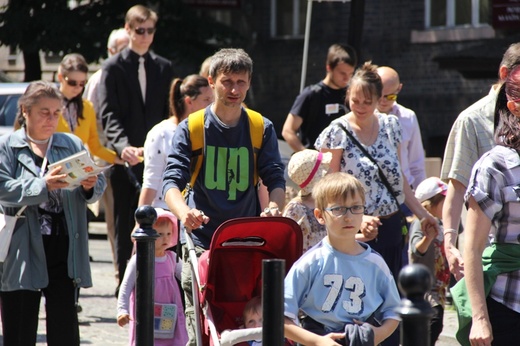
[337,123,408,235]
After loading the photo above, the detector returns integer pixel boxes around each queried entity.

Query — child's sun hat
[288,149,332,196]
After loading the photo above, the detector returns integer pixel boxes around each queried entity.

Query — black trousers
[430,305,444,345]
[366,212,403,283]
[487,296,520,345]
[111,164,141,287]
[0,236,78,346]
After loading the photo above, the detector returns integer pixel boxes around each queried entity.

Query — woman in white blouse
[315,62,437,280]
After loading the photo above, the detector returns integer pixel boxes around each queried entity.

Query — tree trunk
[22,49,42,82]
[348,0,365,60]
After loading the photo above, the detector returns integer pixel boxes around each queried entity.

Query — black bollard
[132,205,159,346]
[395,264,434,346]
[262,259,285,346]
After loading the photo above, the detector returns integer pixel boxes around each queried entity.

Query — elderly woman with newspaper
[0,81,105,346]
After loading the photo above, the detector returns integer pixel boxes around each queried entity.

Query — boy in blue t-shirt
[284,172,401,346]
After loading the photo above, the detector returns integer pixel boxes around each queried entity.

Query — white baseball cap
[415,177,448,203]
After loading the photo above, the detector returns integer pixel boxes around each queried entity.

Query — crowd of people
[1,3,520,346]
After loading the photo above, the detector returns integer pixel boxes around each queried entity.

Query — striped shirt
[466,145,520,312]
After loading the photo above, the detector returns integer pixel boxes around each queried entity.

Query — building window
[425,0,490,28]
[270,0,306,38]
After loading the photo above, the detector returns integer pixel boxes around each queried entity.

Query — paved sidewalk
[0,221,460,345]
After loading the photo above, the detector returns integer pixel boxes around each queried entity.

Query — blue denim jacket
[0,129,106,291]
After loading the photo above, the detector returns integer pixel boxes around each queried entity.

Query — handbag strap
[337,122,403,213]
[14,206,27,218]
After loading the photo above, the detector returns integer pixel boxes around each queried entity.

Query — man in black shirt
[282,44,357,152]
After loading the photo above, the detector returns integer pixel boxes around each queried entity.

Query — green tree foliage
[0,0,245,81]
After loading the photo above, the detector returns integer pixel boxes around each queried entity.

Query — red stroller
[185,216,303,346]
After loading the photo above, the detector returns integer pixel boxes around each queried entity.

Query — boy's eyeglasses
[324,205,365,217]
[383,93,398,101]
[64,77,87,88]
[134,27,156,35]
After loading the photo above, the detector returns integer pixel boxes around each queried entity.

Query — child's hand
[360,215,381,241]
[419,213,439,236]
[318,332,345,345]
[422,223,438,241]
[117,314,131,327]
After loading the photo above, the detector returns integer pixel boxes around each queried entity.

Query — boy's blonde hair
[243,296,262,321]
[313,172,365,210]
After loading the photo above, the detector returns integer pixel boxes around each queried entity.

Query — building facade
[2,0,518,158]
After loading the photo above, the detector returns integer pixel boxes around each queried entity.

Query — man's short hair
[313,172,365,211]
[326,44,357,70]
[209,48,253,80]
[499,42,520,78]
[107,28,129,50]
[125,4,158,27]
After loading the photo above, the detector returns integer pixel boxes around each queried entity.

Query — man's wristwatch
[263,207,279,214]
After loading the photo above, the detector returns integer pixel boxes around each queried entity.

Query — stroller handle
[184,229,202,287]
[220,327,262,346]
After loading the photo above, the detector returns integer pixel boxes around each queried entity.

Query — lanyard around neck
[25,129,53,178]
[39,135,53,178]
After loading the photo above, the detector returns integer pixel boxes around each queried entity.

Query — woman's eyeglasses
[324,205,365,217]
[134,27,156,35]
[383,93,398,101]
[64,77,87,88]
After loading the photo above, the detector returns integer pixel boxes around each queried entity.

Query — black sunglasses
[134,27,156,35]
[64,77,86,88]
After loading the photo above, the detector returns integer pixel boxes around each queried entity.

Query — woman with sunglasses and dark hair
[56,53,124,166]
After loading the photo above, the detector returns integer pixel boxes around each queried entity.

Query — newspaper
[47,150,111,191]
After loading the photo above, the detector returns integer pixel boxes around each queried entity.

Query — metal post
[300,0,313,92]
[262,259,285,346]
[132,205,159,346]
[395,264,434,346]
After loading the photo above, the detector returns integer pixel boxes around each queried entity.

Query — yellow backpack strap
[185,108,264,196]
[245,109,264,186]
[187,109,206,190]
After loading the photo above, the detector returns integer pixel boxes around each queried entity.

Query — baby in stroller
[242,296,262,345]
[188,216,303,346]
